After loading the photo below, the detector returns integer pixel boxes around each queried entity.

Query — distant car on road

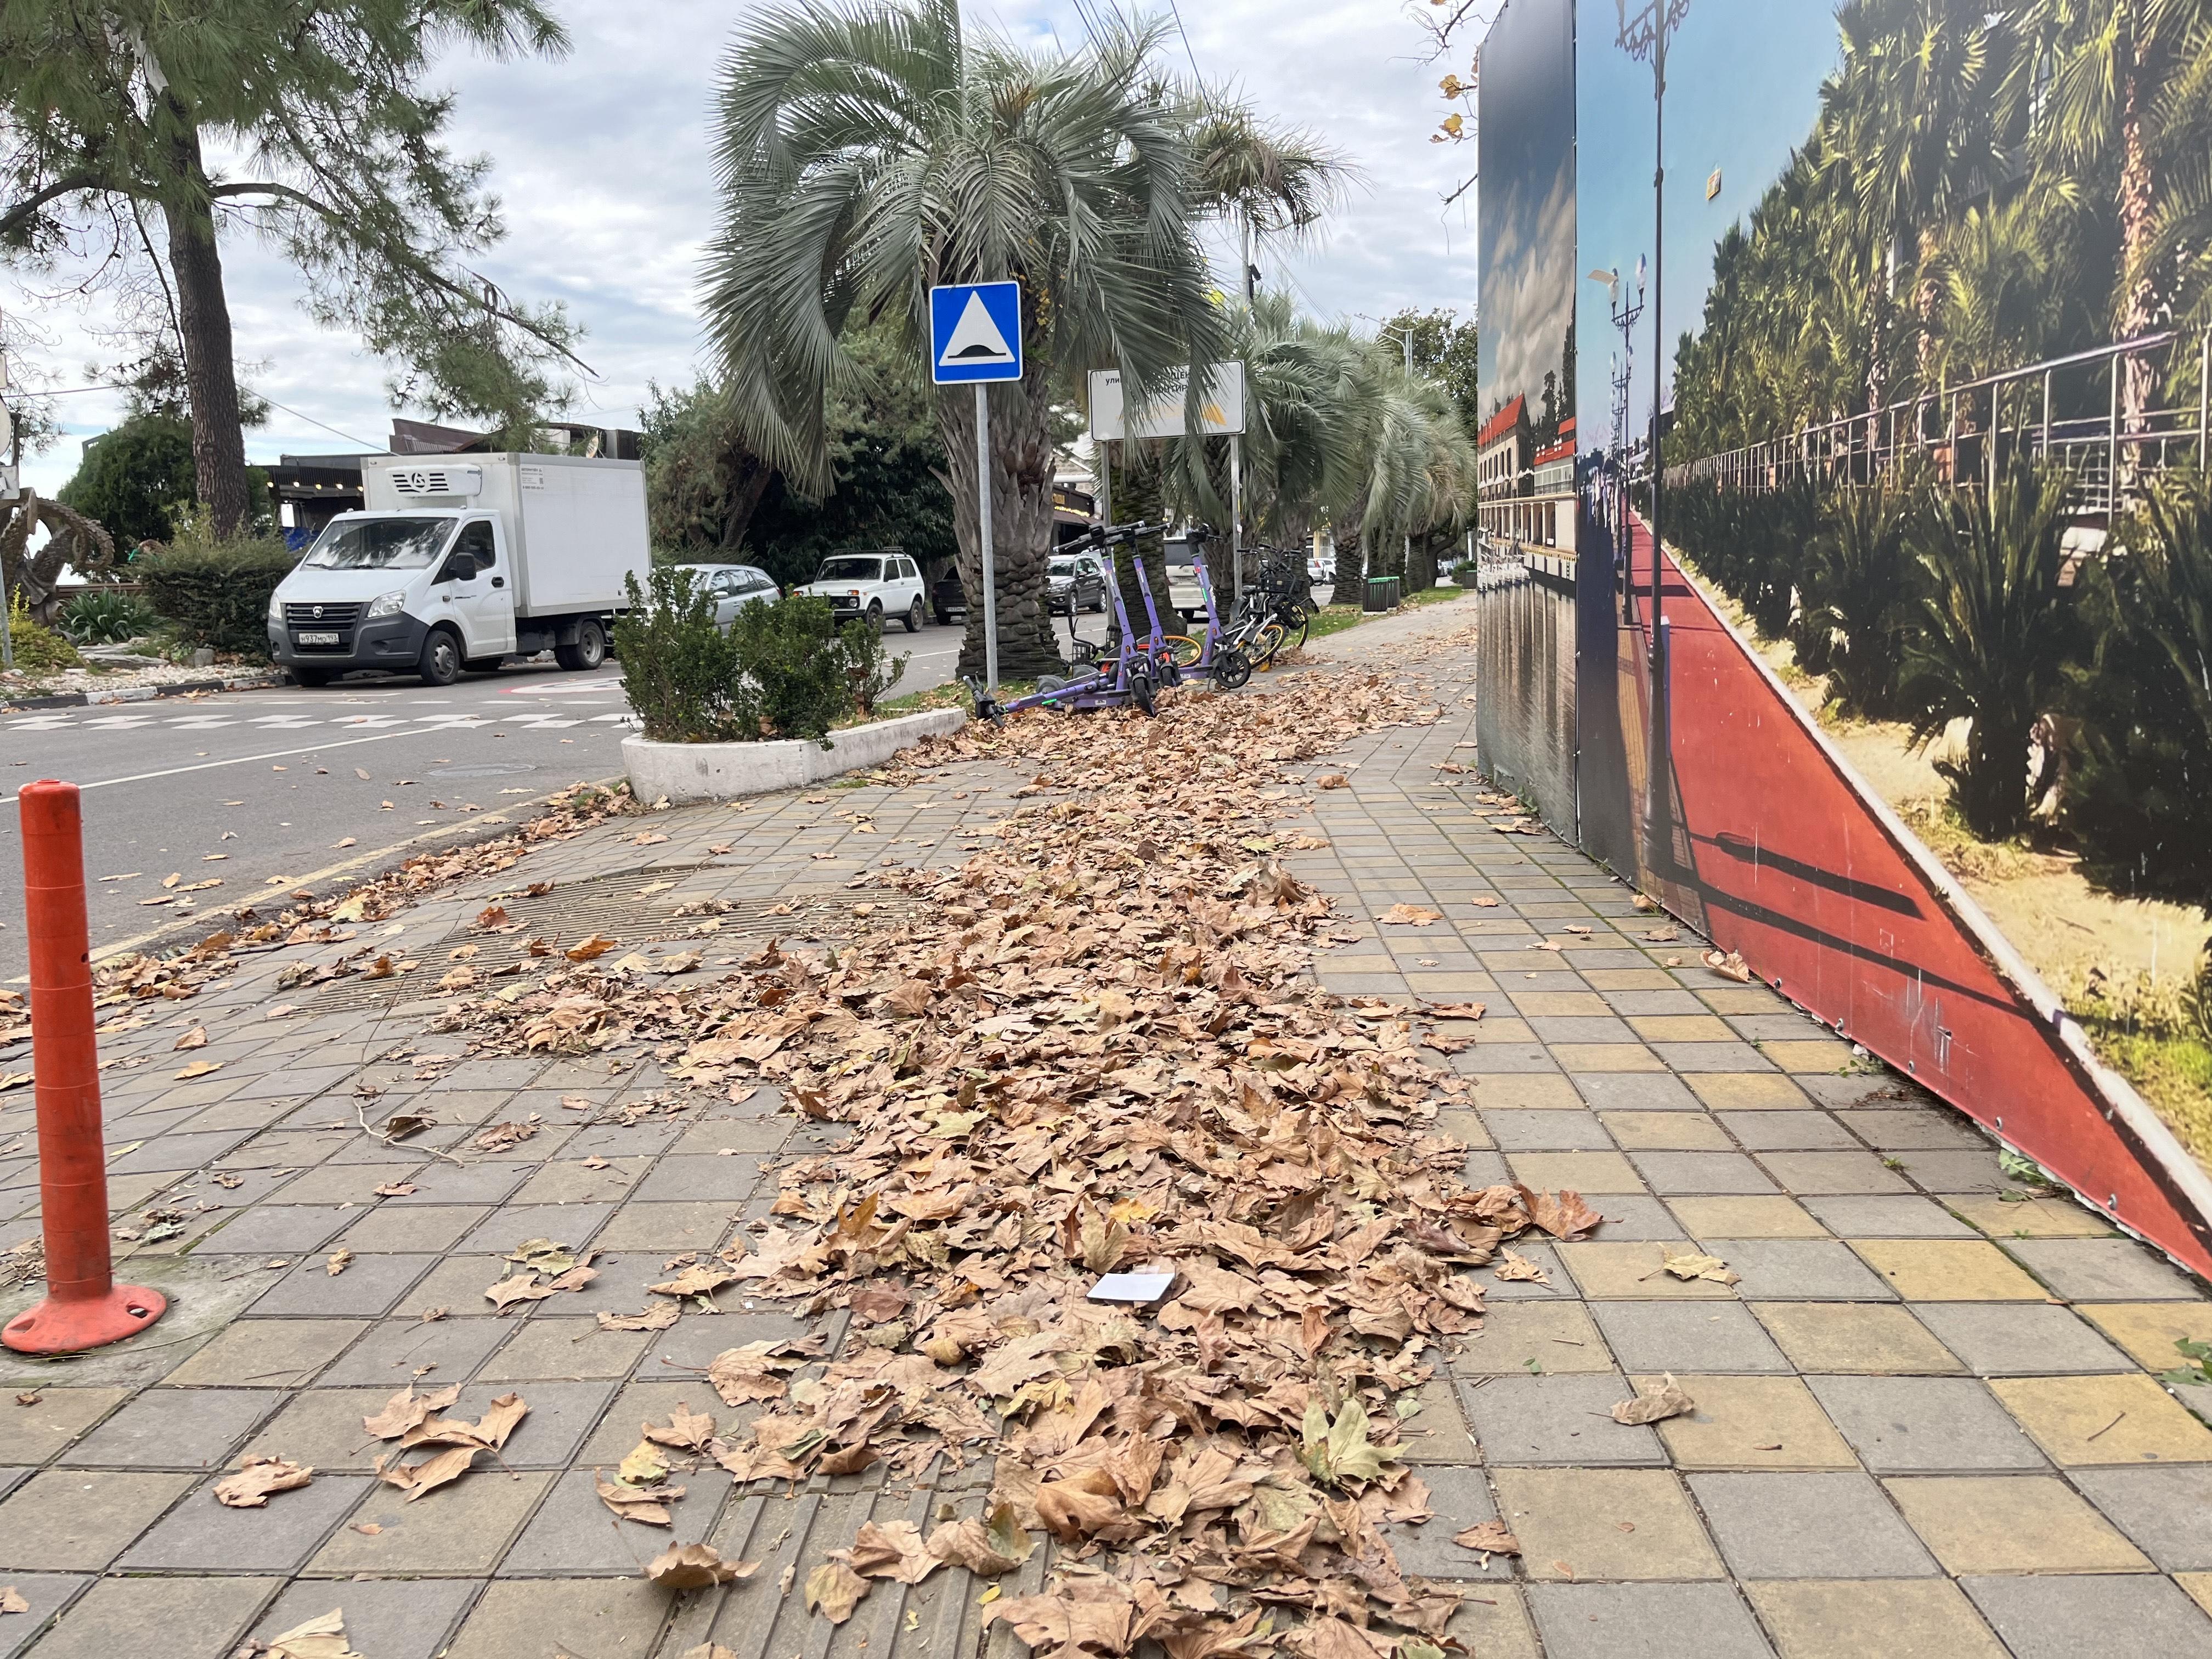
[932,568,967,626]
[669,562,779,629]
[793,549,927,633]
[1047,551,1108,615]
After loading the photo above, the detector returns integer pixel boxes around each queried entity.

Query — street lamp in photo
[1588,259,1645,623]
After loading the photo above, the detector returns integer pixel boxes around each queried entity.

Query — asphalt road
[0,622,966,977]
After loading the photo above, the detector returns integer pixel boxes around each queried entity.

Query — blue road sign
[929,282,1023,384]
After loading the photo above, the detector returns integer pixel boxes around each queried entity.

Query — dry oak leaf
[1518,1185,1603,1242]
[848,1519,940,1584]
[805,1560,872,1624]
[646,1542,759,1590]
[1702,948,1756,983]
[214,1454,313,1508]
[261,1607,365,1659]
[1612,1374,1697,1425]
[1453,1520,1521,1555]
[642,1404,716,1451]
[1379,903,1442,927]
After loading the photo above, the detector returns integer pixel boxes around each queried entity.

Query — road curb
[2,672,281,713]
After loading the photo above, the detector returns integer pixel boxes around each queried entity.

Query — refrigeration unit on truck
[266,453,651,687]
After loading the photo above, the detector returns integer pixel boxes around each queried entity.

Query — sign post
[929,281,1025,692]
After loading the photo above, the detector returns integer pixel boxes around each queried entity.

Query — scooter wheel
[1036,674,1067,695]
[1129,669,1155,716]
[1211,646,1252,691]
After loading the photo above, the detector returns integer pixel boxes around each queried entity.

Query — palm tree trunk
[1108,442,1172,631]
[158,104,251,538]
[938,375,1062,681]
[2115,7,2156,454]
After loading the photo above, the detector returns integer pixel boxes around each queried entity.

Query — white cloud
[6,0,1480,498]
[1479,150,1573,416]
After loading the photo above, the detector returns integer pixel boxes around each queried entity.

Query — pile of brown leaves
[442,667,1601,1657]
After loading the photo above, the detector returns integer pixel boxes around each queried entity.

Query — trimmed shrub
[4,594,83,673]
[138,531,300,657]
[732,594,853,742]
[613,566,752,743]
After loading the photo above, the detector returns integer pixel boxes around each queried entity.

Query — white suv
[794,551,927,633]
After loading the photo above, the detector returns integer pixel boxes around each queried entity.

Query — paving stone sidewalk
[2,601,2209,1659]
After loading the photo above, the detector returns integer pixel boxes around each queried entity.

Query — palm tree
[2019,0,2212,430]
[703,0,1224,680]
[1903,461,2080,838]
[1801,479,1920,715]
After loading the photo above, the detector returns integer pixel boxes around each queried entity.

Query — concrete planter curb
[620,706,967,804]
[1,671,281,713]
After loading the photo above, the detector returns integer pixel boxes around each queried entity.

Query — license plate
[295,631,340,646]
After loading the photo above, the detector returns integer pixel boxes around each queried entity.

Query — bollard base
[2,1284,166,1355]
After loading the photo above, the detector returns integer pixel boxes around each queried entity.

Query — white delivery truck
[265,453,650,687]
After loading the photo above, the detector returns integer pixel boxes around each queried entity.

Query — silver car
[671,563,779,629]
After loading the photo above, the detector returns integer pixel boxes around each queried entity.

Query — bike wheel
[1252,620,1287,665]
[1211,645,1252,691]
[1165,634,1202,668]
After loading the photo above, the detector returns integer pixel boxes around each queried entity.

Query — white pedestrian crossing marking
[82,715,156,729]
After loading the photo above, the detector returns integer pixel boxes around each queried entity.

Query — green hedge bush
[138,532,300,657]
[615,568,907,746]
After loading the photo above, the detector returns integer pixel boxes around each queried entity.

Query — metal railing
[1666,328,2212,515]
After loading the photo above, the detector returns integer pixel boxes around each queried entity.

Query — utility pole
[1,325,18,671]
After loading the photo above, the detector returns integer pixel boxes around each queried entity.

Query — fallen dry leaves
[647,1542,759,1590]
[213,1454,313,1508]
[431,654,1604,1651]
[259,1608,364,1659]
[1612,1374,1697,1425]
[371,1392,529,1502]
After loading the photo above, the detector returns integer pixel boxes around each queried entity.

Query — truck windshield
[815,556,882,583]
[302,517,455,571]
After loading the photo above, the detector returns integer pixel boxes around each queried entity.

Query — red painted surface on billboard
[1625,520,2212,1279]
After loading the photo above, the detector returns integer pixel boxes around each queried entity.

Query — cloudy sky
[5,0,1485,499]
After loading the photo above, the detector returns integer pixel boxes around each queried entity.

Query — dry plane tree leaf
[1496,1249,1551,1284]
[646,1542,759,1589]
[213,1454,313,1507]
[173,1026,207,1050]
[598,1305,680,1333]
[1662,1250,1742,1285]
[848,1519,940,1584]
[926,1505,1032,1576]
[261,1608,365,1659]
[642,1404,716,1451]
[1519,1185,1603,1242]
[1612,1374,1697,1425]
[804,1560,872,1624]
[173,1059,222,1080]
[1703,948,1755,983]
[1453,1520,1521,1555]
[379,1445,479,1500]
[566,934,618,962]
[0,1587,27,1615]
[1378,904,1442,927]
[324,1249,353,1276]
[361,1383,461,1441]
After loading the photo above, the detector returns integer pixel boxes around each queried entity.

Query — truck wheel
[554,617,607,671]
[934,608,953,627]
[418,629,462,687]
[903,598,923,634]
[290,667,333,688]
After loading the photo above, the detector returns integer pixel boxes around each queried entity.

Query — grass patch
[1406,585,1474,609]
[2063,966,2212,1170]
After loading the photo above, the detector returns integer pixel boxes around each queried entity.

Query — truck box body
[359,453,648,616]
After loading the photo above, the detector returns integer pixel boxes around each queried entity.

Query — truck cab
[266,454,647,687]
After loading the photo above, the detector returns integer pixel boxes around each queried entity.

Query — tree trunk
[715,459,776,554]
[159,107,251,538]
[2115,7,2155,462]
[1109,442,1173,636]
[938,371,1062,681]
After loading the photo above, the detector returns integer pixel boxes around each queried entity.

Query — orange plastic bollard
[2,780,165,1354]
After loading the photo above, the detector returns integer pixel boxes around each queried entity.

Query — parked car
[1047,551,1108,614]
[670,562,779,629]
[792,549,927,632]
[1163,535,1202,620]
[932,567,967,627]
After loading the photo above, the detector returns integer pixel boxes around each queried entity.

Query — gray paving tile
[2069,1466,2212,1571]
[1384,1465,1511,1578]
[197,1205,354,1256]
[1631,1153,1779,1195]
[1806,1376,2049,1473]
[1837,1109,1993,1151]
[247,1252,434,1317]
[1798,1195,1975,1238]
[117,1471,373,1569]
[0,1573,92,1659]
[1688,1471,1939,1578]
[1961,1573,2212,1659]
[314,1312,513,1387]
[18,1573,280,1659]
[1716,1111,1857,1151]
[1705,1239,1897,1300]
[1457,1373,1668,1466]
[1757,1150,1914,1195]
[246,1577,479,1659]
[1527,1582,1775,1659]
[2002,1237,2208,1301]
[1570,1073,1703,1111]
[499,1465,733,1574]
[1589,1301,1793,1374]
[1909,1303,2135,1376]
[1579,1194,1690,1241]
[58,1387,280,1470]
[1483,1110,1615,1150]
